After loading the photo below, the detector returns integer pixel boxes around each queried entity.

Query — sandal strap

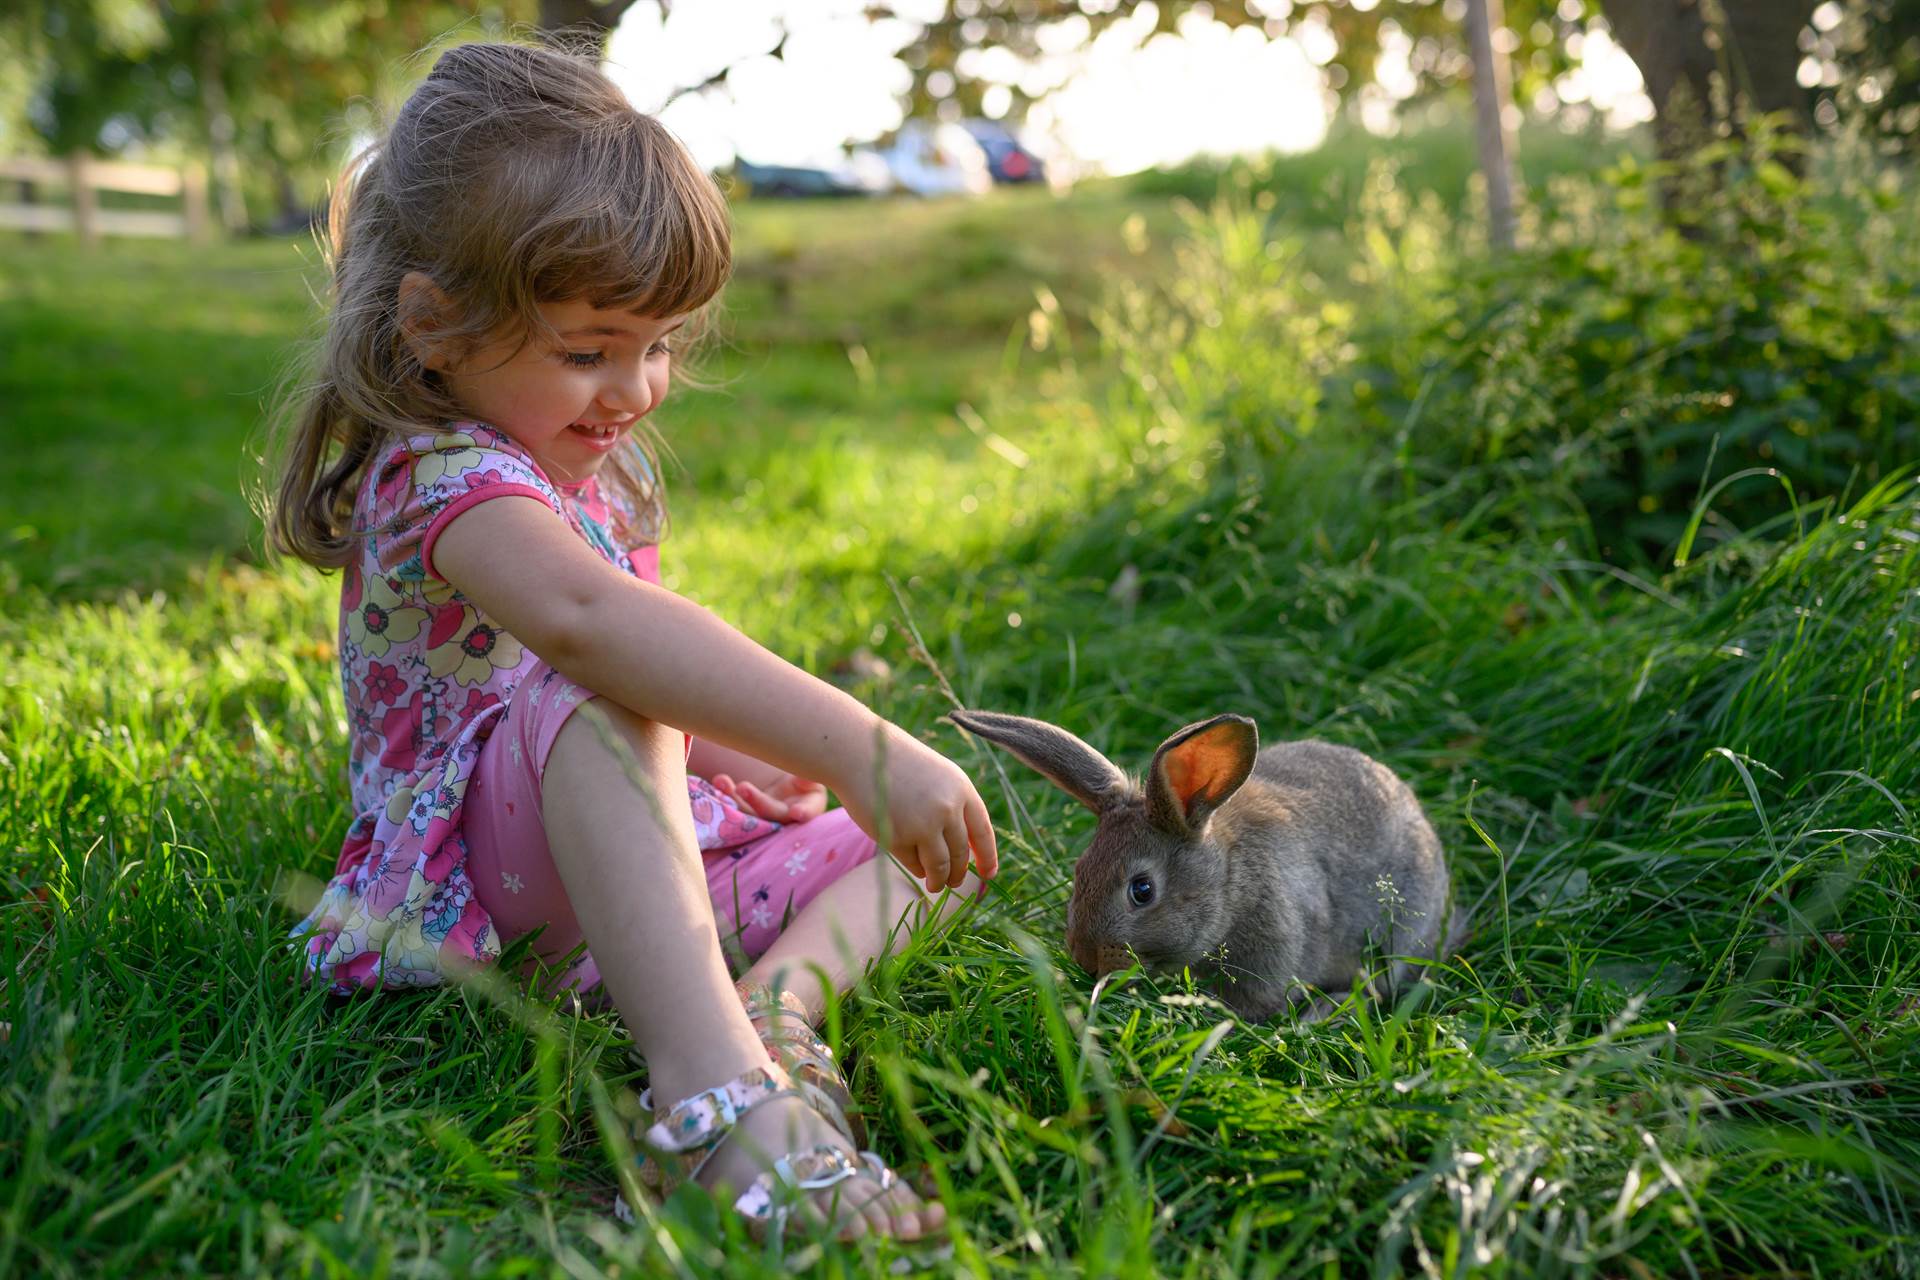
[641,1063,798,1155]
[736,982,865,1145]
[732,1145,896,1224]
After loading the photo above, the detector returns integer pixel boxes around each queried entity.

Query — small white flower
[509,738,524,767]
[783,846,811,877]
[502,872,524,895]
[749,906,774,929]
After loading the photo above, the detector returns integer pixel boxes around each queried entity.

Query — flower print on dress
[378,691,447,775]
[361,841,415,916]
[347,572,429,659]
[426,604,526,688]
[421,871,474,942]
[459,688,500,719]
[462,467,511,493]
[784,846,812,877]
[364,661,407,707]
[410,431,490,488]
[385,781,433,838]
[296,424,656,993]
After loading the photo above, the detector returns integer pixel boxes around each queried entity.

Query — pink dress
[292,424,791,993]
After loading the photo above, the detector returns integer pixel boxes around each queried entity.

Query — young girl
[271,40,998,1246]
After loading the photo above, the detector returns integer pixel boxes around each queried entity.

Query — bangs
[513,112,732,324]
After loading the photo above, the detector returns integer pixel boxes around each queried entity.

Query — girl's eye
[1127,874,1155,908]
[560,350,607,368]
[648,341,673,358]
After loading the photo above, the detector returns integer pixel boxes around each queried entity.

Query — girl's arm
[686,739,788,790]
[433,496,997,889]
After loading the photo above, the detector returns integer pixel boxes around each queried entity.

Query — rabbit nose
[1066,921,1101,975]
[1069,935,1129,976]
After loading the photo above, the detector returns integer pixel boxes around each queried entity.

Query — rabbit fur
[948,709,1453,1022]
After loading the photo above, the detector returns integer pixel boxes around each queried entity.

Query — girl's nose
[603,362,654,417]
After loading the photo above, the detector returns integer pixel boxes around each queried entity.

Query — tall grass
[3,139,1917,1277]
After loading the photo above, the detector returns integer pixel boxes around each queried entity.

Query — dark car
[731,158,886,198]
[959,120,1047,185]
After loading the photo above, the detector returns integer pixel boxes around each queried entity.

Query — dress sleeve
[364,427,565,581]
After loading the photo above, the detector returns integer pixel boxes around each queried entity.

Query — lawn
[3,124,1917,1279]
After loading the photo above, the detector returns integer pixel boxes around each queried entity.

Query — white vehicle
[879,120,993,197]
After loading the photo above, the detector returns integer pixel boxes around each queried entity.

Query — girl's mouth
[568,420,628,451]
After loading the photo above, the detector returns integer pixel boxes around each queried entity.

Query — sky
[603,0,1655,176]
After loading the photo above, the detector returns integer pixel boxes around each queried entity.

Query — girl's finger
[893,843,927,881]
[740,782,789,821]
[963,794,999,880]
[915,841,950,895]
[942,814,970,890]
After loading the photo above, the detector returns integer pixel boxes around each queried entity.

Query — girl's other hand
[711,773,828,824]
[836,724,1000,895]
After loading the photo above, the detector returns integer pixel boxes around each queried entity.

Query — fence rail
[0,155,211,245]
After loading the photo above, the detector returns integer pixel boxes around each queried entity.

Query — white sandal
[615,1063,917,1244]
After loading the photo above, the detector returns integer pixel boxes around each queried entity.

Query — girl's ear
[398,271,455,371]
[1145,714,1258,837]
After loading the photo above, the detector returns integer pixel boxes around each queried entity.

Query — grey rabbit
[947,709,1454,1021]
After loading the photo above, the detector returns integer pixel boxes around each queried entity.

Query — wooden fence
[0,155,211,245]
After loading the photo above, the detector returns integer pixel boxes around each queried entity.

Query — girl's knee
[550,697,686,780]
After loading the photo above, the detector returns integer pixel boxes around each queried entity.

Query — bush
[1334,126,1920,562]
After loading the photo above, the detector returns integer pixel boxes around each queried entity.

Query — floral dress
[292,424,774,994]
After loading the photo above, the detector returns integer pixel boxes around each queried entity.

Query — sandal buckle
[686,1083,740,1129]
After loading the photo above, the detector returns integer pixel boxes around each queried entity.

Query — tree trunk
[197,37,250,234]
[536,0,644,54]
[1599,0,1818,164]
[1465,0,1519,251]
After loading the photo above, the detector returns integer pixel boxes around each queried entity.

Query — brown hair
[268,39,731,567]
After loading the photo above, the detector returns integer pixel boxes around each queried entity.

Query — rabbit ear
[1145,714,1258,836]
[946,710,1131,814]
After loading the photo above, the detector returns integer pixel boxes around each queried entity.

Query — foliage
[1808,0,1920,149]
[2,1,529,221]
[1326,122,1920,560]
[887,0,1587,123]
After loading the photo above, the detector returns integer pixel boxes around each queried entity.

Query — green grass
[3,146,1918,1279]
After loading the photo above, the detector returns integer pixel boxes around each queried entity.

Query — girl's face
[436,296,684,486]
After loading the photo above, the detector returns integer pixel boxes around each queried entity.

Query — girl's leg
[537,699,941,1240]
[740,853,983,1022]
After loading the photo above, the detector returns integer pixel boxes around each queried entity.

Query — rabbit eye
[1127,875,1155,907]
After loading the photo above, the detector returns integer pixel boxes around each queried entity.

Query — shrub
[1336,126,1920,563]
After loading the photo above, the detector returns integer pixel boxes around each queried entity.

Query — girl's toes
[881,1183,928,1240]
[847,1192,893,1241]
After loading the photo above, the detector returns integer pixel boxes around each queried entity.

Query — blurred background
[3,1,1914,233]
[4,0,1917,598]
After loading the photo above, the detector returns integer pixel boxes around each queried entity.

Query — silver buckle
[682,1083,739,1130]
[788,1146,860,1191]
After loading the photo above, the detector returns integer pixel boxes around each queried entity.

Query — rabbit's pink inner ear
[1159,721,1257,825]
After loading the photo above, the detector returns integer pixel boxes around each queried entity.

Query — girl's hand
[833,723,1000,895]
[711,772,828,824]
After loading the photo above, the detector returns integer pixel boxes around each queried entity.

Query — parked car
[731,155,889,199]
[878,120,994,198]
[959,119,1048,186]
